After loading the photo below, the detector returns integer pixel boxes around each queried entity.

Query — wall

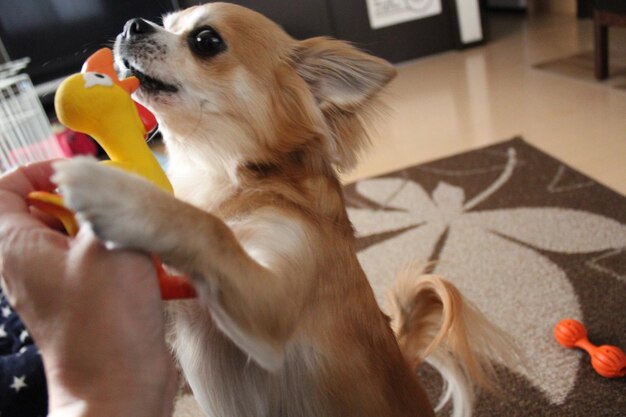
[0,38,8,63]
[487,0,528,8]
[328,0,459,62]
[179,0,334,39]
[178,0,469,63]
[532,0,577,15]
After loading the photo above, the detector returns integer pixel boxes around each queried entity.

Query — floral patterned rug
[172,137,625,417]
[344,137,626,416]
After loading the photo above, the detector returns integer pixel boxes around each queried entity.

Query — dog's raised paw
[51,157,153,249]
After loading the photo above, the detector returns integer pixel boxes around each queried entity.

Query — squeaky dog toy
[554,319,626,378]
[27,48,195,300]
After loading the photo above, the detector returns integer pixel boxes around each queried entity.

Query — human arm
[0,161,176,417]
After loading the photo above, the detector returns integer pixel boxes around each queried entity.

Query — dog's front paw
[52,157,157,249]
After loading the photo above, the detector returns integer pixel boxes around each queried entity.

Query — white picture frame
[365,0,443,30]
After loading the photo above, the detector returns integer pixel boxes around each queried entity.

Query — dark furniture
[578,0,593,18]
[594,0,626,80]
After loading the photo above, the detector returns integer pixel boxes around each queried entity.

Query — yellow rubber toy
[56,48,172,192]
[28,48,172,235]
[27,49,195,300]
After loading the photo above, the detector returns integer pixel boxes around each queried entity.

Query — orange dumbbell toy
[554,319,626,378]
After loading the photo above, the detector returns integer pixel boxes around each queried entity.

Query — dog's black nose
[124,18,154,38]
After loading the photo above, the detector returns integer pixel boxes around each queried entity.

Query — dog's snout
[124,18,154,39]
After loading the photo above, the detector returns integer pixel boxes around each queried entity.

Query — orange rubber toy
[554,319,626,378]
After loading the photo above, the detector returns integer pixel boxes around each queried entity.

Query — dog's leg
[53,158,313,370]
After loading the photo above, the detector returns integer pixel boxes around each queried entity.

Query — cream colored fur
[53,3,515,416]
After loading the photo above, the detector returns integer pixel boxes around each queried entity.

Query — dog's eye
[188,26,226,58]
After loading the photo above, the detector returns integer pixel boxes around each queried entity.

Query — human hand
[0,161,176,417]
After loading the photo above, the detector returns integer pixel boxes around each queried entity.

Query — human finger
[29,205,66,232]
[0,160,59,196]
[0,160,62,227]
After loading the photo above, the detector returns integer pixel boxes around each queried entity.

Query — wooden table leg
[594,11,609,80]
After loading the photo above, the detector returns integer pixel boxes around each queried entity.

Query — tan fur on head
[294,37,397,169]
[115,2,395,178]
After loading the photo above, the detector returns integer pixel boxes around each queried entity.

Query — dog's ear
[294,37,396,110]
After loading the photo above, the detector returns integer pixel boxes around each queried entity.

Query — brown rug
[534,50,626,91]
[344,137,626,416]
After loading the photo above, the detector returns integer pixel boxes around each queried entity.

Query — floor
[342,12,626,196]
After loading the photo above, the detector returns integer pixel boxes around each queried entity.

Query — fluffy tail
[388,266,517,417]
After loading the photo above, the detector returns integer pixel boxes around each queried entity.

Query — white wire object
[0,59,65,173]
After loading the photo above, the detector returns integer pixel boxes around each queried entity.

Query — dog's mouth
[122,59,178,93]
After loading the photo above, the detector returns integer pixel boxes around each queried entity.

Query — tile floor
[342,12,626,195]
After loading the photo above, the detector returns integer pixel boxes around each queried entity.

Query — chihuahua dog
[52,3,512,416]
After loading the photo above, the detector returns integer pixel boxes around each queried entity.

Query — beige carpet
[534,50,626,91]
[174,138,626,416]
